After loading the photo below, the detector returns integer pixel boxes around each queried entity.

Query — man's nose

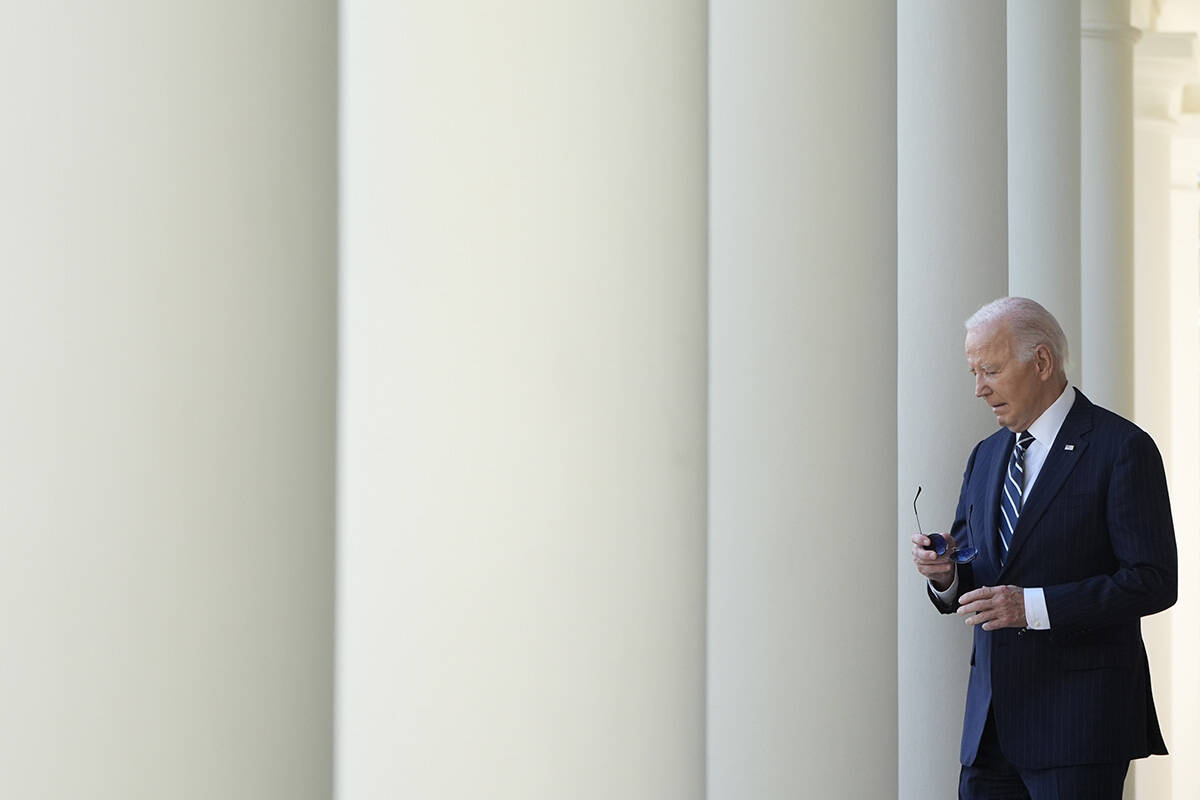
[974,375,988,396]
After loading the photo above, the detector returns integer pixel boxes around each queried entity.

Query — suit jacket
[929,389,1177,769]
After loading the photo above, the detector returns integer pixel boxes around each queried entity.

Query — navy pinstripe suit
[930,389,1177,770]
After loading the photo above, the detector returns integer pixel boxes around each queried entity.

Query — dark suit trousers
[958,708,1128,800]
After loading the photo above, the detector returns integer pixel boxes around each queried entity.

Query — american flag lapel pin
[1064,444,1075,451]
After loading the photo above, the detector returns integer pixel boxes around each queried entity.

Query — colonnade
[4,2,1197,799]
[347,1,1198,798]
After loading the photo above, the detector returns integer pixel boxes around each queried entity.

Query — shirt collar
[1025,383,1075,447]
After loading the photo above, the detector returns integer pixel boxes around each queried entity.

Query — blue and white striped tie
[999,431,1035,566]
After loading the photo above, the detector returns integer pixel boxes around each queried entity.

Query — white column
[1132,33,1199,799]
[1168,112,1200,800]
[1008,0,1082,387]
[338,4,707,799]
[1132,113,1177,800]
[1134,32,1197,451]
[707,3,897,797]
[1082,0,1141,416]
[0,5,336,800]
[897,2,1009,798]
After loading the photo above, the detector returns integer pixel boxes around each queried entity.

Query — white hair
[965,297,1069,373]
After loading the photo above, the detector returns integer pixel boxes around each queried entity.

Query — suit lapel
[1001,390,1094,571]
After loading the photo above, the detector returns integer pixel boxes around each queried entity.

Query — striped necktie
[999,431,1035,566]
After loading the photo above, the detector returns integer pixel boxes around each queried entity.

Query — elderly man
[912,297,1177,800]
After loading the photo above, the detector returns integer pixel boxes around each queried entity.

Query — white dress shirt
[931,384,1076,629]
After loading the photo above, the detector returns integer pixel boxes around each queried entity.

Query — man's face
[965,322,1048,433]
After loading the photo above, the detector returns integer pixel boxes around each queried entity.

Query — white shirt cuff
[1024,587,1050,629]
[929,568,959,604]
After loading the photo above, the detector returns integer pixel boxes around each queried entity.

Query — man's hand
[957,585,1026,630]
[911,532,956,591]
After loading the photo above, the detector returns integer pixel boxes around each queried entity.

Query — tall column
[1134,32,1197,455]
[1131,105,1177,800]
[1008,0,1082,387]
[338,3,707,799]
[1168,111,1200,800]
[1132,33,1199,799]
[0,4,336,799]
[897,2,1009,798]
[1082,0,1140,416]
[707,2,896,797]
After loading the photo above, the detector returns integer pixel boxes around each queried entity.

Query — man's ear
[1034,344,1054,379]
